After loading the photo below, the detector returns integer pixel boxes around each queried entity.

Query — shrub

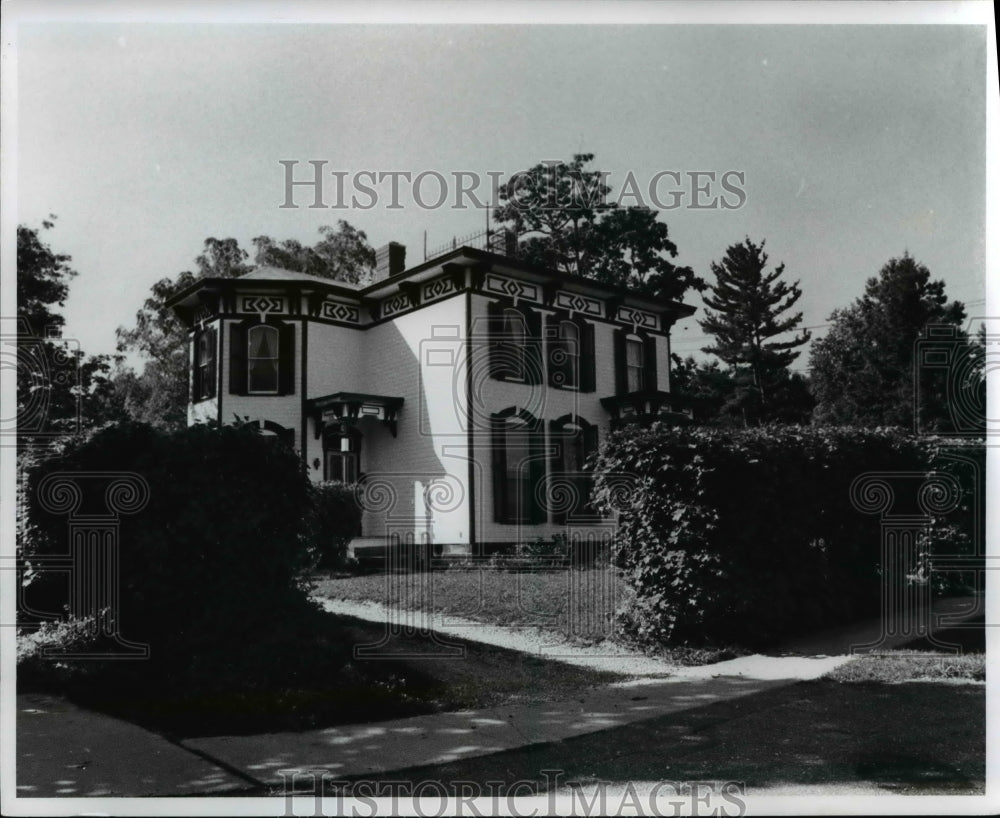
[19,421,348,700]
[303,481,362,571]
[591,424,978,647]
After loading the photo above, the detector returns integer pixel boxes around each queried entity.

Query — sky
[7,5,993,372]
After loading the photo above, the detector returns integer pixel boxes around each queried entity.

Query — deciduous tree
[809,253,970,430]
[493,154,704,302]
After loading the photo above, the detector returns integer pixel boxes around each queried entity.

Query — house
[167,242,695,559]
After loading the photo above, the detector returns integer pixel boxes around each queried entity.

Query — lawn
[314,565,626,644]
[825,616,985,684]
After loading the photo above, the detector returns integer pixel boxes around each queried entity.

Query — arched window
[487,301,542,384]
[247,325,279,394]
[549,415,599,523]
[491,409,546,524]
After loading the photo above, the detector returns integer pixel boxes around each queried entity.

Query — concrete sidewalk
[15,595,983,796]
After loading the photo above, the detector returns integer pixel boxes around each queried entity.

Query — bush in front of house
[591,424,946,647]
[19,420,351,706]
[303,480,362,571]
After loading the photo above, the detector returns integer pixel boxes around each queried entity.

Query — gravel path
[316,597,854,681]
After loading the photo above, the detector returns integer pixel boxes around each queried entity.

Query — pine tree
[699,238,811,423]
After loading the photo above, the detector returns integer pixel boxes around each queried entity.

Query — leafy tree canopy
[16,219,125,441]
[493,154,705,302]
[116,223,375,428]
[809,253,970,431]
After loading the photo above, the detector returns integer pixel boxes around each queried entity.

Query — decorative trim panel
[422,275,459,303]
[240,295,285,317]
[616,305,658,331]
[485,273,540,303]
[319,301,360,323]
[554,291,603,317]
[379,292,413,318]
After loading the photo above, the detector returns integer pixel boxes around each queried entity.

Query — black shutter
[189,333,197,403]
[548,419,563,524]
[278,320,296,395]
[524,306,543,385]
[528,419,547,524]
[582,424,600,514]
[491,414,508,523]
[579,319,596,393]
[229,321,247,395]
[613,327,628,395]
[545,313,563,388]
[206,326,217,399]
[643,334,658,392]
[583,424,599,465]
[487,300,507,381]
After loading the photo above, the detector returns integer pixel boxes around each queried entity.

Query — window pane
[249,359,278,393]
[626,338,644,392]
[250,326,277,358]
[248,326,279,393]
[503,309,526,380]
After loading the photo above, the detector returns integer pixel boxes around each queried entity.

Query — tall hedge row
[19,421,352,702]
[591,424,983,647]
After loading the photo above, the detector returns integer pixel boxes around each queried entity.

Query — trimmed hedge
[591,424,983,647]
[19,421,350,702]
[303,481,362,571]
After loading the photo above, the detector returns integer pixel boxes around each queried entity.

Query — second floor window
[503,308,527,382]
[229,318,295,396]
[625,336,644,392]
[248,325,280,394]
[193,326,217,402]
[488,301,542,384]
[614,328,658,396]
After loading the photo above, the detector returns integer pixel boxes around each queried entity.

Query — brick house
[167,242,695,558]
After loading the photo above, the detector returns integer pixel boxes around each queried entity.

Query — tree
[115,237,253,429]
[252,221,376,283]
[116,223,375,427]
[670,354,814,427]
[493,154,705,302]
[16,220,124,442]
[698,238,811,424]
[809,253,969,430]
[17,216,75,334]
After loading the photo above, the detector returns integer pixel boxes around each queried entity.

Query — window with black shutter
[230,318,295,396]
[491,409,546,524]
[614,327,658,394]
[488,301,542,385]
[192,325,217,402]
[549,416,599,523]
[546,314,595,392]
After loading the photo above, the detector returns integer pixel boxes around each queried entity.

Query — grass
[825,617,985,684]
[314,565,625,644]
[827,652,985,684]
[314,566,750,665]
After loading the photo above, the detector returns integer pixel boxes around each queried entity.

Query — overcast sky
[10,8,991,369]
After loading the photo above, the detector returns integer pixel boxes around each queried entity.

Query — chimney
[373,242,406,281]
